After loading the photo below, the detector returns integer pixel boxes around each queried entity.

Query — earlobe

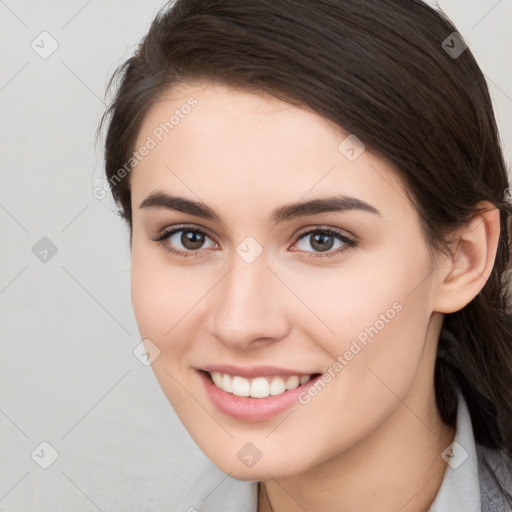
[433,202,501,314]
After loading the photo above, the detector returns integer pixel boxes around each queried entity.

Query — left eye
[293,228,354,255]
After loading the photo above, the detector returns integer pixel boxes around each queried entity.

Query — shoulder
[476,443,512,511]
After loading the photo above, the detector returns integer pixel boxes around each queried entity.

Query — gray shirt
[175,388,511,511]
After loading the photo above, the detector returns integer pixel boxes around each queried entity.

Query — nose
[208,253,291,350]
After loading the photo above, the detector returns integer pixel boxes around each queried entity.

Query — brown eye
[292,227,356,258]
[152,226,219,257]
[309,232,335,252]
[180,230,206,250]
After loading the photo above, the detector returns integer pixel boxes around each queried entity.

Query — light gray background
[1,1,511,510]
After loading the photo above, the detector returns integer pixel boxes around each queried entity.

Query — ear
[433,201,501,314]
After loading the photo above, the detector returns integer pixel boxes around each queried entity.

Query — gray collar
[428,386,480,511]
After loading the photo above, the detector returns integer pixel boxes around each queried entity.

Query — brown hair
[98,0,512,503]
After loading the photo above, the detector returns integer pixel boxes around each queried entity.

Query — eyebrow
[139,191,381,225]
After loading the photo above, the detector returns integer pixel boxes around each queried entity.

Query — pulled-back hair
[99,0,512,504]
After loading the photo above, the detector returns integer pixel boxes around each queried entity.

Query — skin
[128,82,500,512]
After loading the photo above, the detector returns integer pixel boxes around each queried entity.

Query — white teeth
[285,375,300,390]
[208,372,314,398]
[232,376,251,396]
[269,377,286,396]
[222,373,233,393]
[211,372,223,387]
[251,377,270,398]
[300,375,311,385]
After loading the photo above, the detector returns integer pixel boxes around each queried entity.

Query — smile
[208,371,316,398]
[198,368,323,421]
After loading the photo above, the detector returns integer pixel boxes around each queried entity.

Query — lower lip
[198,370,322,422]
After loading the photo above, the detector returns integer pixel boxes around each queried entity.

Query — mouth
[198,369,323,421]
[196,364,325,421]
[203,370,322,399]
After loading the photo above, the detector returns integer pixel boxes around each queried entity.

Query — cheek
[294,246,434,396]
[130,235,220,372]
[279,244,430,345]
[130,237,187,354]
[130,241,198,413]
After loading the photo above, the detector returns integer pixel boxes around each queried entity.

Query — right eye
[152,225,219,258]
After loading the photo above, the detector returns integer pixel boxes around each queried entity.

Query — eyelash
[151,224,357,260]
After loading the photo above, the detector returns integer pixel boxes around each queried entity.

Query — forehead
[130,82,413,224]
[135,81,342,158]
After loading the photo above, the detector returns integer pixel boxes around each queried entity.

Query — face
[129,82,443,480]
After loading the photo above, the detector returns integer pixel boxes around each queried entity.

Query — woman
[98,0,512,510]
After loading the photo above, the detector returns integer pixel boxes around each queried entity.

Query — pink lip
[197,370,322,422]
[200,364,314,379]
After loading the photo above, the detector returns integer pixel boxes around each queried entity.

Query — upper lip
[200,364,318,379]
